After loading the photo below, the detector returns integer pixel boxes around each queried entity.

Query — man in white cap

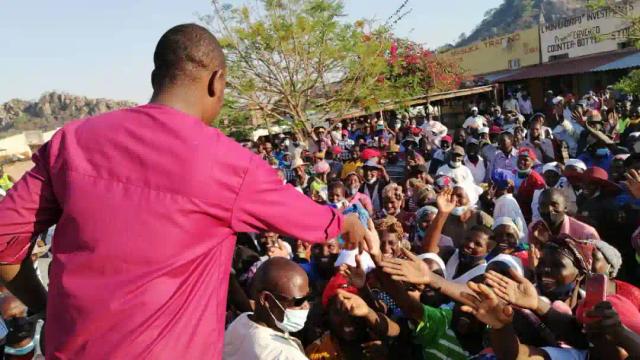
[291,158,310,193]
[530,162,577,221]
[463,107,487,134]
[436,145,475,188]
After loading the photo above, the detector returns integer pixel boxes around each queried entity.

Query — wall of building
[439,27,540,75]
[0,133,31,158]
[540,1,640,62]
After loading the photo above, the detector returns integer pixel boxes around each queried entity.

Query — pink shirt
[528,215,600,241]
[0,104,343,359]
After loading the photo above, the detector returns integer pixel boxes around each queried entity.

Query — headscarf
[488,254,524,276]
[546,235,595,276]
[594,240,622,278]
[492,217,521,239]
[417,252,446,272]
[322,273,358,308]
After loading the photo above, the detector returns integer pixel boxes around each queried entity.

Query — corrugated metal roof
[498,49,639,82]
[475,69,519,82]
[592,52,640,72]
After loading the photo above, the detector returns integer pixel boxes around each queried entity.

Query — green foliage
[201,0,417,135]
[614,69,640,95]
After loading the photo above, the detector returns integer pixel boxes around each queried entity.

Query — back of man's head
[250,257,308,300]
[152,23,225,91]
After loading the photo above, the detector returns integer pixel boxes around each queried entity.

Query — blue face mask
[539,281,576,301]
[595,148,610,157]
[4,340,35,356]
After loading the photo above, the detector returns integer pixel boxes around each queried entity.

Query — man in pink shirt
[0,24,366,359]
[529,188,601,242]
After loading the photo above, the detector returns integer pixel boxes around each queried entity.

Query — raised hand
[460,282,514,329]
[484,269,539,310]
[340,254,367,289]
[380,248,431,285]
[336,289,370,318]
[625,169,640,200]
[364,218,381,261]
[267,240,290,258]
[436,187,456,214]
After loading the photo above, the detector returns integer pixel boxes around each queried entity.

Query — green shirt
[413,305,468,360]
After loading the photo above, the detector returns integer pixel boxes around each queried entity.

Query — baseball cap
[542,162,561,175]
[452,145,465,156]
[478,127,489,135]
[518,147,537,161]
[491,169,514,190]
[441,135,452,143]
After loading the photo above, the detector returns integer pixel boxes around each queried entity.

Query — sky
[0,0,502,104]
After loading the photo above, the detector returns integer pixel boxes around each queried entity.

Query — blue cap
[491,169,514,190]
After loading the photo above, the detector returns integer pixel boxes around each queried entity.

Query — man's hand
[624,169,640,200]
[380,248,431,285]
[342,212,367,251]
[336,289,370,318]
[484,269,539,311]
[363,218,381,261]
[460,282,514,329]
[267,240,290,258]
[339,254,367,289]
[436,187,456,214]
[584,301,625,341]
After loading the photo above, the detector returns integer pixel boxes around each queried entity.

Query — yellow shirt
[0,174,13,191]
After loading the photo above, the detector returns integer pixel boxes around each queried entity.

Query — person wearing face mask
[224,257,311,360]
[463,140,485,185]
[343,173,373,216]
[576,167,621,244]
[437,186,493,248]
[531,162,577,222]
[0,296,39,360]
[529,189,600,270]
[578,140,615,172]
[411,206,454,252]
[489,132,519,176]
[513,148,545,223]
[376,183,415,234]
[490,169,527,243]
[359,159,388,213]
[436,145,475,188]
[486,217,526,262]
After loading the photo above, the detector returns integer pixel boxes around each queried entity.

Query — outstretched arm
[422,188,455,254]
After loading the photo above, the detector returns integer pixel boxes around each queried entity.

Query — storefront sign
[439,27,540,75]
[541,1,639,62]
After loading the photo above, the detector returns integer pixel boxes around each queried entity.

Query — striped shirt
[413,305,468,360]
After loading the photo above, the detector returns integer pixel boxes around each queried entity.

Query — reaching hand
[364,218,381,261]
[584,301,626,343]
[436,187,456,214]
[625,169,640,200]
[379,248,431,285]
[339,254,367,289]
[484,269,539,310]
[342,212,367,251]
[460,282,514,329]
[336,289,371,318]
[267,240,290,258]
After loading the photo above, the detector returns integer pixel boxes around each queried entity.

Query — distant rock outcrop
[455,0,587,47]
[0,92,136,138]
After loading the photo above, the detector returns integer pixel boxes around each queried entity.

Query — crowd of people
[221,87,640,359]
[3,23,640,360]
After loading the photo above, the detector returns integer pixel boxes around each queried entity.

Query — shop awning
[475,69,519,83]
[592,51,640,72]
[498,49,639,82]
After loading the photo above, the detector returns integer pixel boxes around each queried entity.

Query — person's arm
[422,188,455,254]
[336,289,400,338]
[231,155,364,247]
[0,142,61,313]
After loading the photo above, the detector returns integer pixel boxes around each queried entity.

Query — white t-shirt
[463,156,486,184]
[223,313,307,360]
[436,164,475,187]
[462,115,486,130]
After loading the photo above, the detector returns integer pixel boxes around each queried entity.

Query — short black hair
[469,224,492,238]
[152,23,225,90]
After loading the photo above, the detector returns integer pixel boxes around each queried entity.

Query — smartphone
[582,273,608,323]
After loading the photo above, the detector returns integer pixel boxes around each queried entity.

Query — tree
[201,0,395,136]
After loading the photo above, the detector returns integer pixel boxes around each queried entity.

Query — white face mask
[451,206,467,216]
[270,296,309,333]
[449,160,462,169]
[366,177,377,185]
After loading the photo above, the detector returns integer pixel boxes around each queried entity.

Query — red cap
[411,127,422,136]
[518,147,537,161]
[361,148,381,161]
[490,125,502,134]
[341,129,349,136]
[441,135,452,143]
[331,146,343,155]
[322,273,358,307]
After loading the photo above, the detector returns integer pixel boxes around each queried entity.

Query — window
[549,53,569,62]
[508,58,521,69]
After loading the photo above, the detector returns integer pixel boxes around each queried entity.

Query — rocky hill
[455,0,588,47]
[0,92,136,138]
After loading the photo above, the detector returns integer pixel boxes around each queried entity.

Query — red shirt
[516,170,545,222]
[0,104,343,359]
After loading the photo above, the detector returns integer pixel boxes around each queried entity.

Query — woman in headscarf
[440,185,493,248]
[375,183,415,235]
[410,205,453,253]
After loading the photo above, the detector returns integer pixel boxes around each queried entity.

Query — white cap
[417,252,446,272]
[565,158,587,172]
[552,96,564,105]
[478,127,489,135]
[492,217,521,239]
[471,106,479,112]
[488,254,524,276]
[542,162,561,175]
